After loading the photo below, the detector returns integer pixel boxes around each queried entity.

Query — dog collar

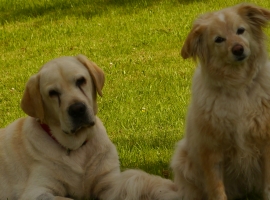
[40,123,58,143]
[40,123,88,153]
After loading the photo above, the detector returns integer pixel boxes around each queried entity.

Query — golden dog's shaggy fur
[0,55,179,200]
[171,3,270,200]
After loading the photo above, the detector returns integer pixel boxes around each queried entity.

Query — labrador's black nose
[68,102,86,118]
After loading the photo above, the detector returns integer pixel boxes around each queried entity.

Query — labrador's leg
[101,169,179,200]
[20,176,70,200]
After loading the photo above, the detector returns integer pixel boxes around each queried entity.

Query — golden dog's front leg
[263,145,270,200]
[37,194,73,200]
[201,147,227,200]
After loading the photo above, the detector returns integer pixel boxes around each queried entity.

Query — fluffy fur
[0,55,179,200]
[171,3,270,200]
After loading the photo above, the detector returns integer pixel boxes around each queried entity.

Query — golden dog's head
[181,3,270,85]
[21,55,104,137]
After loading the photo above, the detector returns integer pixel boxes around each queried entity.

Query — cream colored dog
[171,3,270,200]
[0,55,179,200]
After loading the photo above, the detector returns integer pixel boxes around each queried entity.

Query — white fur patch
[218,13,225,22]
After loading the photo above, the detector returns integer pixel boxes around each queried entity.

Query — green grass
[0,0,270,199]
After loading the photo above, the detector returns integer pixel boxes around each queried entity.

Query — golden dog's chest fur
[193,66,270,188]
[173,67,270,199]
[193,66,270,144]
[187,66,270,193]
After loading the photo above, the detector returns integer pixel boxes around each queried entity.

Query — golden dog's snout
[232,44,246,61]
[232,44,244,56]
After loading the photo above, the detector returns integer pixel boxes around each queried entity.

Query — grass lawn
[0,0,270,199]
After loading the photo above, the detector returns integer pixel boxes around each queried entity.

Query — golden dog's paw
[208,192,227,200]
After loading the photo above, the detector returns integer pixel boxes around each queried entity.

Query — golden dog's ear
[76,54,105,97]
[21,74,44,121]
[238,3,270,28]
[181,24,207,62]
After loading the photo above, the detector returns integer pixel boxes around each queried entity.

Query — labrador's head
[21,55,104,140]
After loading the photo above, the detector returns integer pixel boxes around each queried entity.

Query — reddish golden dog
[171,3,270,200]
[0,55,179,200]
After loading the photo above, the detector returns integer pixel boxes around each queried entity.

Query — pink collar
[40,123,88,152]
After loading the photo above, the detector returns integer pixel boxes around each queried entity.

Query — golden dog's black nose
[68,102,86,118]
[232,44,244,56]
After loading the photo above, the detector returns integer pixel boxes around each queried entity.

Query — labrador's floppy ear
[21,74,44,122]
[76,54,105,97]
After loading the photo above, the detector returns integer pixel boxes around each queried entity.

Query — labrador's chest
[49,148,94,198]
[53,140,119,199]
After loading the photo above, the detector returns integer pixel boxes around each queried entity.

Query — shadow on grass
[0,0,158,24]
[0,0,203,24]
[176,0,204,5]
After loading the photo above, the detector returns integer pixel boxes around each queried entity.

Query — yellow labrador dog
[0,55,179,200]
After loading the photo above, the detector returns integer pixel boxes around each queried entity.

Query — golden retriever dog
[171,3,270,200]
[0,54,179,200]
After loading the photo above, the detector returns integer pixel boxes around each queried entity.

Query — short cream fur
[0,55,178,200]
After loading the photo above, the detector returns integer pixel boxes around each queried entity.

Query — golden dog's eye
[76,77,86,87]
[49,90,60,97]
[215,36,226,43]
[237,27,245,35]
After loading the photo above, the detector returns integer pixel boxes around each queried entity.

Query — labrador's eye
[215,36,226,43]
[237,27,245,35]
[76,77,86,87]
[49,90,60,97]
